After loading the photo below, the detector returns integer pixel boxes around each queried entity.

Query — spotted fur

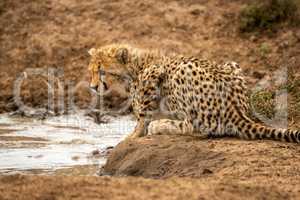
[88,44,300,143]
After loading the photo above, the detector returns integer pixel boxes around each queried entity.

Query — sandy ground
[0,174,293,200]
[1,0,300,199]
[100,135,300,198]
[103,135,300,179]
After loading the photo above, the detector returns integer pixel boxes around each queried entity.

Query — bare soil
[1,0,300,199]
[0,174,293,200]
[102,135,300,197]
[102,135,300,179]
[1,135,300,199]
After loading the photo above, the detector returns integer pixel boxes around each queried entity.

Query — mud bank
[101,135,300,195]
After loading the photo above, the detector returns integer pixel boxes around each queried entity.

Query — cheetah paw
[147,119,177,135]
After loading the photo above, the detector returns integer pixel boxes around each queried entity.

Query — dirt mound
[101,135,300,193]
[0,174,292,200]
[101,135,229,178]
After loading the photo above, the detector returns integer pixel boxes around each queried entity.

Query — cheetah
[88,44,300,143]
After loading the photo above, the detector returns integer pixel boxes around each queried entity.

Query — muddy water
[0,113,136,175]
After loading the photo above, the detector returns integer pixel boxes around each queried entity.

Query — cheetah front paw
[148,119,178,135]
[147,120,162,135]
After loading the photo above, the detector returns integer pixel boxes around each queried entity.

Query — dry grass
[239,0,300,32]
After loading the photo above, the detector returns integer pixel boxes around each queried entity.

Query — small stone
[252,71,265,79]
[189,6,206,15]
[202,168,213,174]
[203,35,209,40]
[92,149,100,156]
[250,35,257,42]
[190,9,201,15]
[106,146,114,150]
[72,156,80,161]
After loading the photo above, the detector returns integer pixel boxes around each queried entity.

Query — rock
[101,135,230,178]
[91,149,100,156]
[202,168,213,174]
[189,5,206,16]
[250,35,258,42]
[252,71,266,79]
[101,135,300,181]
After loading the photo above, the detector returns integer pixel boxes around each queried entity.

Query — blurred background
[0,0,299,126]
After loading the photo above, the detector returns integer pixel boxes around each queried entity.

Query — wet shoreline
[0,113,135,175]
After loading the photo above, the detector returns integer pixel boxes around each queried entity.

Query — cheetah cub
[88,44,300,143]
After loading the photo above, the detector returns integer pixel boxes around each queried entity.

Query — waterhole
[0,113,136,175]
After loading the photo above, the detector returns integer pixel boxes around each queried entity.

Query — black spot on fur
[284,133,290,142]
[290,132,297,143]
[179,122,183,129]
[233,118,240,126]
[144,100,150,105]
[228,111,234,118]
[227,96,232,101]
[237,126,242,132]
[245,130,252,139]
[277,132,282,139]
[261,131,267,139]
[270,130,276,139]
[259,127,264,133]
[143,90,150,96]
[207,114,212,120]
[255,133,261,139]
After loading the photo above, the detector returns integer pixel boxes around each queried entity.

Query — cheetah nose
[90,85,98,92]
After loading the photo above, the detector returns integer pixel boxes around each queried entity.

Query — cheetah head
[88,44,130,93]
[88,44,130,97]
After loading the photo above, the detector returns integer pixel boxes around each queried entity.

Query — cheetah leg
[148,119,194,136]
[126,117,147,139]
[126,65,165,139]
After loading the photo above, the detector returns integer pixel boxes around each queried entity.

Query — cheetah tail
[237,122,300,143]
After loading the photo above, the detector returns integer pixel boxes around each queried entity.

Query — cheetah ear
[115,48,129,64]
[88,48,97,56]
